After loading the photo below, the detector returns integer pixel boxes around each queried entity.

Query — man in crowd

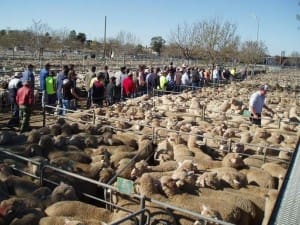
[8,72,23,127]
[122,71,136,99]
[84,66,96,109]
[16,80,34,133]
[22,64,35,90]
[249,84,274,127]
[105,76,116,106]
[56,65,69,115]
[39,63,51,107]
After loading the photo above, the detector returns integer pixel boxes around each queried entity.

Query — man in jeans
[249,84,274,127]
[16,80,34,133]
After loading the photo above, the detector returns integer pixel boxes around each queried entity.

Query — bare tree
[288,51,300,67]
[169,22,199,59]
[115,31,141,56]
[239,40,267,65]
[196,18,240,65]
[27,20,51,57]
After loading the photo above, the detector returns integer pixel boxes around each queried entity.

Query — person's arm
[71,87,82,100]
[249,106,259,118]
[263,104,274,114]
[249,95,259,118]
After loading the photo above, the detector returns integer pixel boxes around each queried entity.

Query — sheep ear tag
[242,109,251,117]
[117,177,134,195]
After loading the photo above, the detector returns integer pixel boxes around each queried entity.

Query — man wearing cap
[249,84,274,126]
[39,63,51,108]
[22,64,35,90]
[8,72,23,126]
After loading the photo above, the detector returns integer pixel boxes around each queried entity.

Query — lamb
[241,167,277,189]
[39,216,107,225]
[45,201,113,223]
[261,162,287,189]
[4,175,40,196]
[222,153,245,169]
[199,188,260,224]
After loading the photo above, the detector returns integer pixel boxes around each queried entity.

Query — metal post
[42,106,46,127]
[139,195,146,225]
[104,16,107,61]
[93,109,96,125]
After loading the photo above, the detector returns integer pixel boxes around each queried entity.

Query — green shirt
[160,76,167,90]
[46,76,56,95]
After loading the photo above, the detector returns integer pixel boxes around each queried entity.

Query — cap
[259,84,269,91]
[14,72,22,78]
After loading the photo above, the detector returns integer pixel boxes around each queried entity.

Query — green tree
[77,32,86,44]
[69,30,77,40]
[150,36,166,55]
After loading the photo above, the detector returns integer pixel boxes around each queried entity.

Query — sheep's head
[160,176,179,197]
[131,160,148,179]
[51,182,78,202]
[232,143,244,153]
[196,172,219,190]
[99,167,115,183]
[177,160,198,173]
[199,205,222,223]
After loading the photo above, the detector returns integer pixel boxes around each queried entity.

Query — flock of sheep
[0,69,299,225]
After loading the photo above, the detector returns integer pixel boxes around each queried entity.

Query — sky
[0,0,299,56]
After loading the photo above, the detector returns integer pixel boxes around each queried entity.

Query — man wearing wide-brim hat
[7,72,23,127]
[249,84,274,127]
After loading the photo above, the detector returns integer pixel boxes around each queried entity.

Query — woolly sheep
[241,167,277,189]
[222,153,245,169]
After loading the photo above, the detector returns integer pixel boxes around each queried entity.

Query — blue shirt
[249,91,266,114]
[56,72,67,99]
[39,68,49,91]
[22,69,35,89]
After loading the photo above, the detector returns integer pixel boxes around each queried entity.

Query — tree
[288,51,300,67]
[69,30,77,40]
[239,40,268,65]
[77,32,86,44]
[169,22,199,59]
[27,20,51,54]
[196,18,240,65]
[150,36,166,55]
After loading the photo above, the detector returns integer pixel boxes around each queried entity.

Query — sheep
[261,162,287,190]
[243,155,265,168]
[211,167,247,189]
[39,216,107,225]
[4,175,40,196]
[222,153,245,169]
[26,129,41,144]
[198,188,260,224]
[44,201,113,223]
[196,171,220,190]
[241,167,277,189]
[2,208,44,225]
[48,151,92,164]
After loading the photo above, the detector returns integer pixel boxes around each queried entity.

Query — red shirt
[122,76,136,96]
[16,85,34,106]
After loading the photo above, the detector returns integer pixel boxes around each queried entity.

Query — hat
[14,72,22,78]
[259,84,269,91]
[144,68,149,73]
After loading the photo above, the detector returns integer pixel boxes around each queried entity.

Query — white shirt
[8,78,21,89]
[249,91,266,114]
[212,69,219,79]
[181,72,190,85]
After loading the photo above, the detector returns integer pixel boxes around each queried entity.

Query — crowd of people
[6,62,243,132]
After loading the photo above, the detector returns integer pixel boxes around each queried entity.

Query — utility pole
[251,14,260,42]
[104,16,107,62]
